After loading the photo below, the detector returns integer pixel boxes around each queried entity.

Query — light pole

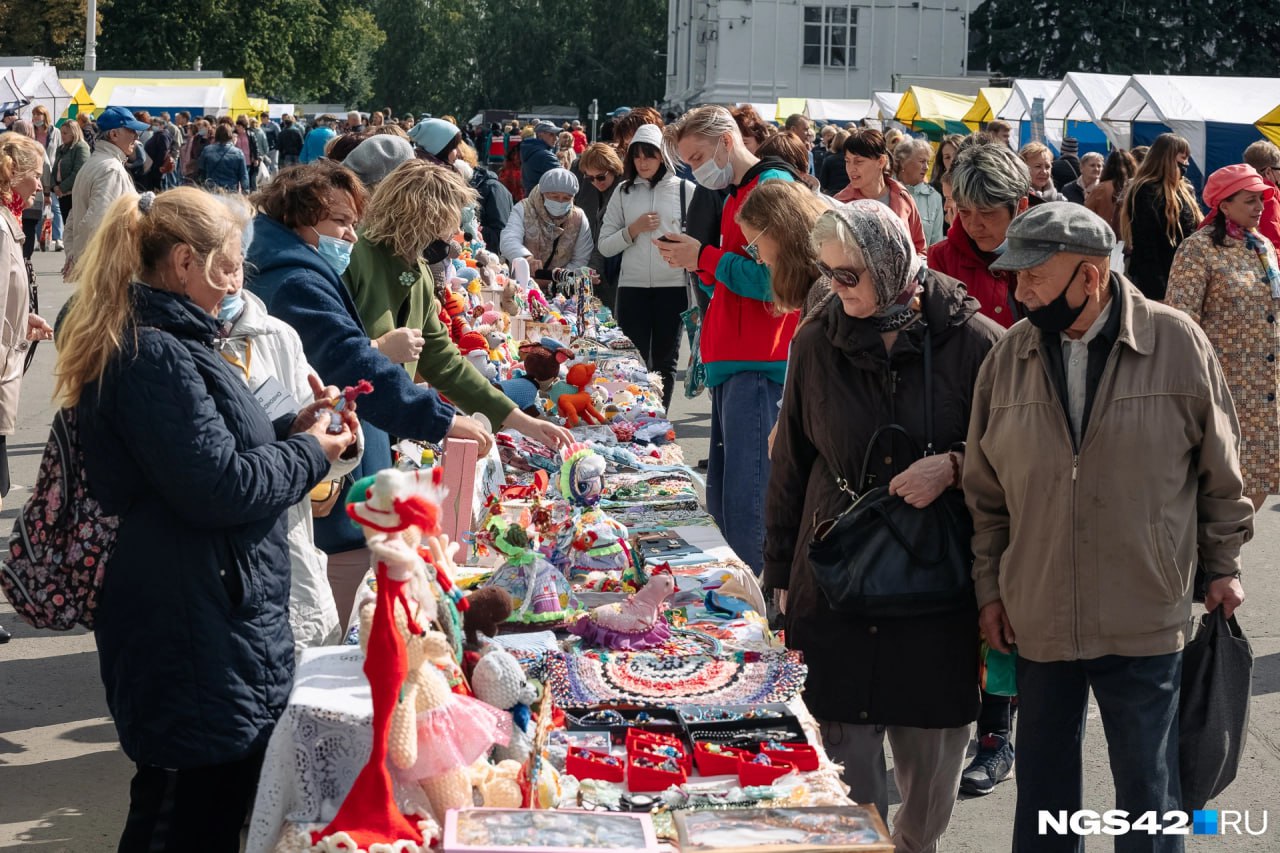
[589,98,599,143]
[84,0,97,71]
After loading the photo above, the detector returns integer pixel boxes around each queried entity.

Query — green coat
[343,235,515,429]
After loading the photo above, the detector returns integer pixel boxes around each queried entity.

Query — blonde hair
[361,160,478,263]
[59,119,84,144]
[578,142,623,176]
[0,133,45,192]
[736,181,831,312]
[56,188,248,407]
[664,105,741,165]
[1019,142,1052,163]
[374,124,409,140]
[457,141,479,168]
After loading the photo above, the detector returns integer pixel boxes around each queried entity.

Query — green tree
[371,0,482,116]
[0,0,105,68]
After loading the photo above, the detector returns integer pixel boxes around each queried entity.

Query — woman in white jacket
[597,124,694,409]
[219,278,364,656]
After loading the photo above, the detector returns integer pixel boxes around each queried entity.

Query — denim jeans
[1013,653,1183,853]
[50,193,62,241]
[706,371,781,576]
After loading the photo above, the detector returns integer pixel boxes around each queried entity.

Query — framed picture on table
[674,806,894,853]
[444,808,658,853]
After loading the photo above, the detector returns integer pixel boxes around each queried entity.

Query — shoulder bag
[676,180,707,399]
[806,321,975,618]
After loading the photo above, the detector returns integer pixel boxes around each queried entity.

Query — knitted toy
[557,443,631,575]
[552,363,606,428]
[343,469,510,830]
[568,564,675,650]
[479,517,583,625]
[497,340,572,416]
[469,759,524,809]
[470,643,539,765]
[439,288,471,347]
[464,586,513,647]
[460,331,497,380]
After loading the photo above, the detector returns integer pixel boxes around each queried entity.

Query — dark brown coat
[764,271,1001,728]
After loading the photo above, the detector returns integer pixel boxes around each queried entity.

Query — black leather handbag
[807,323,976,618]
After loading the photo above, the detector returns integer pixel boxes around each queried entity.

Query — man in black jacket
[276,115,304,168]
[469,164,514,250]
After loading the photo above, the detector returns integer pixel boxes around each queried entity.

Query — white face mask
[545,199,572,217]
[692,139,735,191]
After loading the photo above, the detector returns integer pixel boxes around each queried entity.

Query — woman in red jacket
[926,140,1031,330]
[834,128,926,256]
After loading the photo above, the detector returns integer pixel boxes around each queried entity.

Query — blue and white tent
[1044,73,1129,157]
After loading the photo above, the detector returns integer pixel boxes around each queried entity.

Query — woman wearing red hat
[1167,163,1280,509]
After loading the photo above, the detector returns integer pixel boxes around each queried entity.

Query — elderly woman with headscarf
[500,167,593,276]
[764,200,1002,853]
[1167,163,1280,511]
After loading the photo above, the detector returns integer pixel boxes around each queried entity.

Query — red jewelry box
[760,742,819,772]
[625,729,691,775]
[736,753,796,786]
[566,747,625,783]
[627,752,688,792]
[693,742,750,776]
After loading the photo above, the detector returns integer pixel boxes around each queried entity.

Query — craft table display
[246,342,869,853]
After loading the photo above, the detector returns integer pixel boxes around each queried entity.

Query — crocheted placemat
[546,651,807,706]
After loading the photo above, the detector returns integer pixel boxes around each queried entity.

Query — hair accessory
[137,192,156,215]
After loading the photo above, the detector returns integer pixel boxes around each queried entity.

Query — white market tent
[808,98,872,125]
[0,65,67,120]
[744,102,778,123]
[107,84,229,114]
[1043,72,1128,156]
[997,78,1064,151]
[872,92,904,121]
[268,103,294,120]
[1100,75,1280,178]
[0,70,26,113]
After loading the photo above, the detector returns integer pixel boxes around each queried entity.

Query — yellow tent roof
[963,88,1013,130]
[776,98,807,121]
[58,78,96,114]
[1257,103,1280,149]
[90,76,256,115]
[895,86,976,139]
[248,96,268,116]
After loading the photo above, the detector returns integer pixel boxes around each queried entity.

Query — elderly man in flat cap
[963,203,1252,852]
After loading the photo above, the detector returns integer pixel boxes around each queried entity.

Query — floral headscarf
[824,200,922,323]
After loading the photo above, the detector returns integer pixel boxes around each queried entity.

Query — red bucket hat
[1201,164,1275,227]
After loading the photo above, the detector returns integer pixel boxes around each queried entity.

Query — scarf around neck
[1226,220,1280,298]
[523,187,583,270]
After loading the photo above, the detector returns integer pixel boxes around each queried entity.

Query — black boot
[0,623,10,644]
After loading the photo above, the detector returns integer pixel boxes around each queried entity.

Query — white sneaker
[54,240,64,251]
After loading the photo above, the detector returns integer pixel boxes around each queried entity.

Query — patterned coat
[1167,227,1280,495]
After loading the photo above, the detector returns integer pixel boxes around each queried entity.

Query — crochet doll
[343,469,510,828]
[568,564,675,650]
[558,443,632,576]
[479,516,583,625]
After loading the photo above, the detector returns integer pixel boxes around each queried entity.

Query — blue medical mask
[692,139,735,191]
[545,199,572,217]
[993,238,1008,256]
[218,291,245,323]
[312,228,354,276]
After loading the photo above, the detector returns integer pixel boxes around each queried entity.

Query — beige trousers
[818,719,970,853]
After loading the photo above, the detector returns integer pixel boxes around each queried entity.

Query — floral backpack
[1,407,118,630]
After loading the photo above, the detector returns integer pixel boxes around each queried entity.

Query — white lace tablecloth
[246,647,432,853]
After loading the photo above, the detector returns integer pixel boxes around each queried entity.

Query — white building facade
[664,0,976,108]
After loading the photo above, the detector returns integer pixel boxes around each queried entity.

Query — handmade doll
[558,443,632,576]
[568,564,676,650]
[479,516,583,625]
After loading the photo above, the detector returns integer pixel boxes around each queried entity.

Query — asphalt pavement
[1,250,1276,850]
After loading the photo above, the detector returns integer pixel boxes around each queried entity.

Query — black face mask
[424,239,450,265]
[1177,161,1189,177]
[1023,261,1088,333]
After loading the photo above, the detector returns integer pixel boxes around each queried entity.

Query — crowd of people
[0,97,1267,853]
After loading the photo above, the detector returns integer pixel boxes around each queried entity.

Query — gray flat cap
[534,121,559,136]
[990,202,1116,272]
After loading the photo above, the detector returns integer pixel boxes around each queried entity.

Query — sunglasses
[744,227,769,263]
[586,172,610,184]
[816,260,866,289]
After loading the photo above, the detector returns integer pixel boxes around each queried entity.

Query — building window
[803,6,858,68]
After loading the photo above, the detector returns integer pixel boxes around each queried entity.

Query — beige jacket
[964,277,1253,662]
[65,139,137,261]
[0,212,30,435]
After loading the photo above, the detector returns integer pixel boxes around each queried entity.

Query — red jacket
[835,177,927,255]
[926,217,1019,329]
[571,130,588,154]
[696,164,799,387]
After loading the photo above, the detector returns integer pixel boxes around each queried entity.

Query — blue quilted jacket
[80,284,329,769]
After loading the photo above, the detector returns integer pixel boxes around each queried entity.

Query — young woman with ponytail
[57,187,356,852]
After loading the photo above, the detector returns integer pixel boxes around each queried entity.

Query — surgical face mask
[312,228,354,276]
[33,120,45,128]
[544,199,572,217]
[1023,261,1088,333]
[218,291,245,323]
[692,139,735,191]
[199,129,210,138]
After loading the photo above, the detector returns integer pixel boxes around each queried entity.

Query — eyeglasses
[586,173,610,184]
[816,260,866,289]
[744,227,769,264]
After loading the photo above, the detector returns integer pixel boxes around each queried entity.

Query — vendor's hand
[888,454,954,508]
[1205,576,1245,619]
[526,256,544,274]
[654,233,702,271]
[503,409,572,450]
[446,413,494,456]
[26,313,53,341]
[979,600,1016,653]
[375,327,425,363]
[628,212,661,240]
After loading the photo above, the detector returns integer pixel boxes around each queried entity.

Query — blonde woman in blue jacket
[598,123,695,409]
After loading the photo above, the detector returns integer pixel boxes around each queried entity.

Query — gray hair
[950,143,1031,212]
[892,138,931,169]
[1081,151,1104,166]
